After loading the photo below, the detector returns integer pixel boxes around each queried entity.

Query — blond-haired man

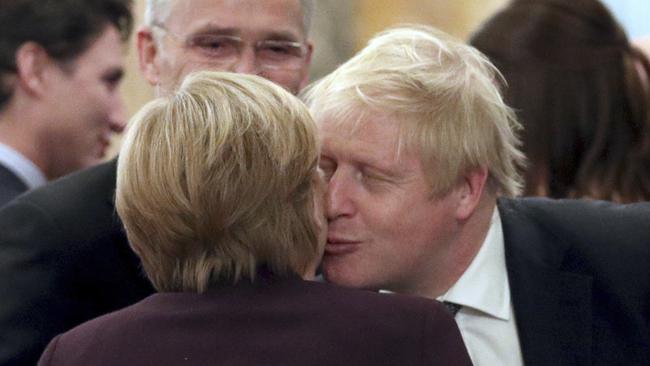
[38,71,471,366]
[0,1,314,364]
[303,25,650,366]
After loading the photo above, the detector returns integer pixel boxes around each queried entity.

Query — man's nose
[232,47,260,75]
[108,96,127,133]
[326,171,356,220]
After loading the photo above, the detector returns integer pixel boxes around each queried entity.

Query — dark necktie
[442,301,462,317]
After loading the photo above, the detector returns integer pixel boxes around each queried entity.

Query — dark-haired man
[0,0,132,206]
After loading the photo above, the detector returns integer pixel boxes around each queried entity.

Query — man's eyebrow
[189,24,302,42]
[353,147,402,173]
[261,31,302,42]
[189,25,239,36]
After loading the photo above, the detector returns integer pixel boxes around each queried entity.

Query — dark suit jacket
[0,163,28,207]
[498,198,650,366]
[0,160,154,366]
[38,274,472,366]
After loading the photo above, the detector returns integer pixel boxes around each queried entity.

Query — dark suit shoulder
[498,197,650,273]
[15,159,117,215]
[499,197,650,364]
[498,197,650,232]
[0,159,152,366]
[0,163,28,206]
[498,197,650,253]
[0,159,120,247]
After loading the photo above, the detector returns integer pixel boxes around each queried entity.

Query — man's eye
[102,70,123,91]
[358,171,376,182]
[264,45,292,54]
[191,36,237,55]
[360,170,388,185]
[258,42,303,59]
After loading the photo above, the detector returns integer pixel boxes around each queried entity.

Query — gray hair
[143,0,170,27]
[144,0,314,35]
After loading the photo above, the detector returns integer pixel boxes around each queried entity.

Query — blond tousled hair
[116,71,321,293]
[302,25,525,197]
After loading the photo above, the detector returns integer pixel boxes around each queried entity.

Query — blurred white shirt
[437,208,524,366]
[0,143,46,189]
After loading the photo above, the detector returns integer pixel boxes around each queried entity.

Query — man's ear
[137,26,161,86]
[455,166,489,221]
[14,42,50,97]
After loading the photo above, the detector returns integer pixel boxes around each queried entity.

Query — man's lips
[325,237,361,255]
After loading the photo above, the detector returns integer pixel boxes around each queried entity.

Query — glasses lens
[188,35,240,63]
[257,40,306,70]
[179,32,306,71]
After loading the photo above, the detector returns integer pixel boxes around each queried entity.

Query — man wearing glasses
[139,0,313,95]
[0,1,314,365]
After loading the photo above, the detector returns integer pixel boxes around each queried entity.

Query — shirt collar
[0,143,47,189]
[437,207,511,320]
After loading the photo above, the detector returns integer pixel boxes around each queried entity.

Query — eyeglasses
[152,23,308,71]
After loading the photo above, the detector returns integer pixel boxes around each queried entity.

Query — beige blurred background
[111,0,509,156]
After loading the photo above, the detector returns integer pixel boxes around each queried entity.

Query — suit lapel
[0,163,29,202]
[499,199,593,366]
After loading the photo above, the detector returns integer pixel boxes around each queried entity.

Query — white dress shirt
[0,143,47,190]
[437,208,524,366]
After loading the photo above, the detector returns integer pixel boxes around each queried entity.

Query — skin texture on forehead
[166,0,305,40]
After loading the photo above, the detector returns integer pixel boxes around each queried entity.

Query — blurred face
[42,26,126,179]
[318,113,463,295]
[141,0,312,95]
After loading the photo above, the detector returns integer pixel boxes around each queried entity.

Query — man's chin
[322,263,377,291]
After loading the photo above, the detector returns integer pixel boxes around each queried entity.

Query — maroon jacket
[38,273,471,366]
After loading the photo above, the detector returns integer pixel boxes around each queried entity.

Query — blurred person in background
[0,1,314,365]
[0,0,132,206]
[470,0,650,202]
[38,70,471,366]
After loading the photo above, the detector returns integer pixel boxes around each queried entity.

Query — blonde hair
[302,25,525,197]
[116,71,321,293]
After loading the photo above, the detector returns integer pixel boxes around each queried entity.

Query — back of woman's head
[470,0,650,202]
[116,71,322,292]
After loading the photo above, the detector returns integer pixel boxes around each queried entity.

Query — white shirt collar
[437,207,511,320]
[0,143,47,189]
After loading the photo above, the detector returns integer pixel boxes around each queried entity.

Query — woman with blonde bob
[38,71,471,366]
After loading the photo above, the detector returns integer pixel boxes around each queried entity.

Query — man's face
[318,113,463,296]
[141,0,312,95]
[304,172,328,279]
[42,26,126,178]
